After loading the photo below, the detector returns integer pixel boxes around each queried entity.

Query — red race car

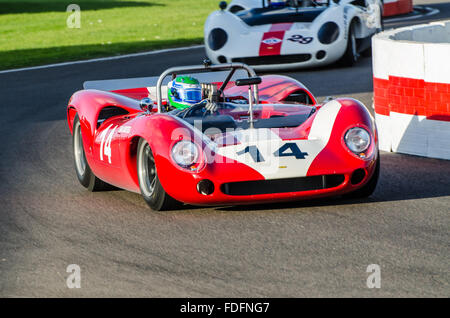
[67,62,379,210]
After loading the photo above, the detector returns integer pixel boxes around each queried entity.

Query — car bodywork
[204,0,382,70]
[67,63,379,208]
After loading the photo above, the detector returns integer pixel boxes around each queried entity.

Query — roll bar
[156,63,260,126]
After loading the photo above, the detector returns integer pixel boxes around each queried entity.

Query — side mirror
[140,97,153,112]
[219,1,227,10]
[235,77,262,86]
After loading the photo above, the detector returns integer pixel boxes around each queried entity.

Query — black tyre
[340,20,359,67]
[344,153,380,199]
[72,114,113,191]
[137,138,181,211]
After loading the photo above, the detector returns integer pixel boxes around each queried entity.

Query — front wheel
[137,138,181,211]
[340,21,359,67]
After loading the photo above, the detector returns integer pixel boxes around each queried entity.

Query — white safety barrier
[372,20,450,160]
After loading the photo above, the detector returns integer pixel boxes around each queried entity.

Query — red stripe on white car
[258,23,293,57]
[269,23,294,32]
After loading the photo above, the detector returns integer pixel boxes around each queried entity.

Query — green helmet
[167,76,202,110]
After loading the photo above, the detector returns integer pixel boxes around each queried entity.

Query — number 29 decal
[99,124,117,164]
[237,143,308,163]
[287,34,313,44]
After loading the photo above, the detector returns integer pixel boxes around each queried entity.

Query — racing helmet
[269,0,286,7]
[167,76,202,110]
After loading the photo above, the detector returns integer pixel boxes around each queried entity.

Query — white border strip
[0,45,205,75]
[0,4,440,75]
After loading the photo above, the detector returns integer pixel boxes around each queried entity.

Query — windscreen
[83,70,250,91]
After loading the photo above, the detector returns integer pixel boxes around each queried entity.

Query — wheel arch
[67,89,141,151]
[349,16,364,39]
[68,89,140,127]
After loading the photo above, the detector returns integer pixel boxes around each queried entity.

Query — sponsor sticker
[262,37,282,45]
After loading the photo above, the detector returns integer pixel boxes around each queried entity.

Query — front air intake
[221,175,345,196]
[232,54,311,65]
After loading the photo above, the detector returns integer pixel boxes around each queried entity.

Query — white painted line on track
[384,6,440,23]
[0,44,205,75]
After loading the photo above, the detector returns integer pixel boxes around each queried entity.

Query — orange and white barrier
[372,20,450,160]
[383,0,413,17]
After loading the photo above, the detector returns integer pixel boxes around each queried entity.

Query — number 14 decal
[237,143,308,163]
[99,124,117,164]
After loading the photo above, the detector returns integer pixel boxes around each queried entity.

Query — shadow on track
[212,151,450,212]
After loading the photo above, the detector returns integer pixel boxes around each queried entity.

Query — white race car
[204,0,383,70]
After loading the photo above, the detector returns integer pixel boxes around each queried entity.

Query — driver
[167,75,219,115]
[167,76,203,110]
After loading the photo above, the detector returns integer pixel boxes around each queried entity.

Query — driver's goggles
[181,88,202,103]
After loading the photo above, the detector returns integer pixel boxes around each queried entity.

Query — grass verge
[0,0,217,70]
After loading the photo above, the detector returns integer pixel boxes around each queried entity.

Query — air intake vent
[232,54,311,66]
[221,175,345,196]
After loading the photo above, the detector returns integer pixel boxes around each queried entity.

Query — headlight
[318,22,340,44]
[171,140,200,169]
[344,127,371,155]
[208,28,228,51]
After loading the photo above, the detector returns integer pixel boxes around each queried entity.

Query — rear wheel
[137,138,181,211]
[72,114,113,191]
[344,154,380,199]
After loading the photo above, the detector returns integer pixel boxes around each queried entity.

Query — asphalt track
[0,1,449,297]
